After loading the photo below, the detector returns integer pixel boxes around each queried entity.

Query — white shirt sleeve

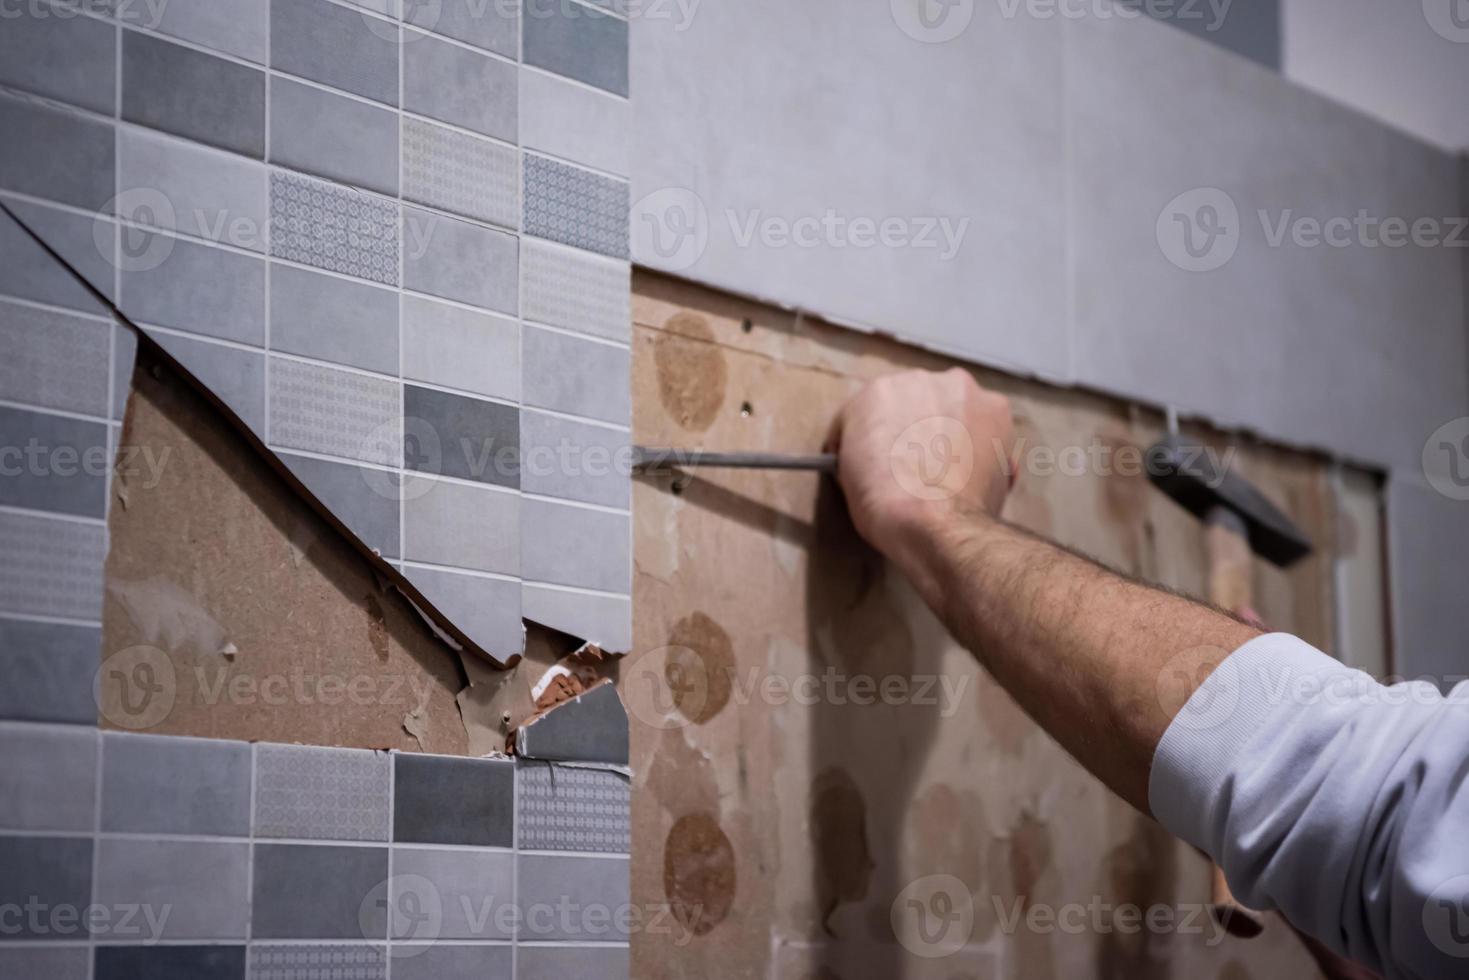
[1148,633,1469,980]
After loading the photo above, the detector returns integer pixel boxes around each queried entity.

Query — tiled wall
[0,727,631,979]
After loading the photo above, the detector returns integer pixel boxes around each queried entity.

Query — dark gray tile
[520,410,630,508]
[403,206,517,313]
[0,95,115,212]
[521,584,630,653]
[267,355,399,466]
[0,198,115,315]
[517,945,629,980]
[148,330,265,437]
[404,478,518,575]
[515,682,628,765]
[388,944,511,980]
[0,723,96,832]
[0,510,106,622]
[0,9,115,113]
[403,31,517,141]
[411,0,517,56]
[95,839,250,940]
[116,128,268,253]
[248,945,385,980]
[517,762,629,853]
[0,294,110,418]
[402,295,519,402]
[523,154,628,259]
[0,947,89,980]
[516,853,630,942]
[121,237,266,346]
[254,743,391,841]
[122,31,266,157]
[280,452,400,560]
[270,77,399,196]
[392,753,513,847]
[402,566,522,659]
[402,117,518,228]
[0,836,93,939]
[95,945,246,980]
[390,846,514,939]
[0,618,99,724]
[0,406,109,518]
[403,385,519,488]
[521,498,628,593]
[251,843,390,939]
[101,732,252,836]
[522,326,629,425]
[271,0,399,106]
[143,0,269,63]
[523,0,628,97]
[270,170,399,286]
[269,263,398,374]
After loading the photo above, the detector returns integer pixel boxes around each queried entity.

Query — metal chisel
[631,447,837,473]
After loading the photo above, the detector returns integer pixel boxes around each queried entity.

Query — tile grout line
[87,726,103,980]
[386,748,396,978]
[398,10,408,588]
[245,743,258,966]
[263,0,274,452]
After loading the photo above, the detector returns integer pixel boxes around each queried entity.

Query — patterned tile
[402,117,518,229]
[518,763,630,853]
[0,300,110,418]
[270,170,399,286]
[248,945,386,980]
[254,743,391,841]
[268,357,401,467]
[521,238,630,342]
[523,154,629,259]
[0,510,106,622]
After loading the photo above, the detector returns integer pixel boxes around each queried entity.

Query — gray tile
[140,0,268,61]
[521,584,630,653]
[521,410,630,508]
[517,945,629,980]
[113,324,138,421]
[403,206,518,313]
[402,295,519,402]
[410,0,517,56]
[392,753,513,847]
[390,846,514,939]
[269,264,398,374]
[404,478,518,575]
[95,944,247,980]
[388,944,511,980]
[0,510,105,622]
[0,95,115,212]
[271,77,399,196]
[515,682,628,765]
[521,239,629,342]
[522,326,629,425]
[268,356,400,467]
[524,154,629,259]
[149,331,265,437]
[523,0,628,96]
[0,836,93,940]
[403,385,518,488]
[402,566,522,658]
[0,724,97,832]
[0,8,115,113]
[1146,0,1280,70]
[516,854,630,942]
[251,843,390,939]
[517,762,630,853]
[0,947,90,980]
[1388,478,1469,686]
[117,128,268,252]
[0,299,110,417]
[0,618,99,724]
[95,839,250,940]
[254,742,391,841]
[101,732,252,836]
[270,170,399,286]
[403,31,517,141]
[402,117,518,228]
[0,406,109,518]
[522,499,628,593]
[123,31,266,157]
[248,946,386,980]
[520,68,629,177]
[0,198,115,315]
[122,237,265,346]
[271,0,399,105]
[280,452,401,559]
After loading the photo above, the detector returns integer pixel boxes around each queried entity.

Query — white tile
[521,68,630,177]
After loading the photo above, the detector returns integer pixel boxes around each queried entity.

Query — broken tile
[403,31,517,141]
[280,452,401,559]
[403,385,519,488]
[250,843,390,939]
[0,510,106,622]
[404,478,519,576]
[94,838,249,940]
[113,324,138,421]
[390,846,515,939]
[520,68,629,177]
[392,753,513,847]
[270,0,399,106]
[0,406,110,518]
[517,945,629,980]
[522,585,630,653]
[523,1,629,97]
[0,836,93,940]
[516,853,630,942]
[515,682,629,765]
[403,206,518,314]
[0,299,111,418]
[122,31,266,157]
[410,0,517,57]
[95,945,247,980]
[253,742,391,841]
[523,154,629,259]
[248,946,386,980]
[0,723,97,832]
[270,77,400,196]
[117,127,268,252]
[268,356,400,468]
[101,732,252,836]
[0,198,116,315]
[521,498,629,594]
[520,410,631,509]
[521,238,630,343]
[121,236,266,346]
[149,331,266,437]
[0,947,89,980]
[517,762,630,853]
[388,944,511,980]
[521,326,629,425]
[402,295,519,402]
[269,264,399,375]
[0,9,115,114]
[270,170,399,286]
[0,618,100,724]
[0,95,116,212]
[402,117,519,229]
[137,0,268,63]
[402,566,522,658]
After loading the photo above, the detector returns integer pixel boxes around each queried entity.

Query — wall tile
[0,199,115,315]
[392,753,513,847]
[412,0,517,57]
[269,356,400,467]
[0,618,99,724]
[270,77,400,196]
[403,385,519,488]
[247,945,386,980]
[520,410,630,509]
[517,945,629,980]
[521,239,630,342]
[140,0,268,63]
[0,723,97,832]
[0,836,93,939]
[251,843,390,938]
[113,323,138,421]
[269,264,399,375]
[390,846,515,939]
[522,499,629,593]
[0,947,90,980]
[402,295,519,402]
[402,565,522,657]
[122,32,266,157]
[270,0,399,106]
[95,839,249,940]
[403,206,518,313]
[524,154,629,259]
[521,69,629,177]
[402,117,519,229]
[0,95,115,212]
[95,944,246,980]
[404,478,518,575]
[121,237,266,346]
[403,31,517,142]
[148,331,266,437]
[523,1,628,96]
[517,762,630,852]
[521,584,630,653]
[1388,478,1469,684]
[280,452,401,559]
[0,8,115,113]
[516,854,630,942]
[0,406,109,518]
[270,170,399,286]
[101,732,252,836]
[522,326,629,425]
[388,944,511,980]
[117,128,268,252]
[515,682,628,765]
[0,510,106,622]
[254,742,391,841]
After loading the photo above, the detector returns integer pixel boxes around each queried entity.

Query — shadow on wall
[1124,0,1281,70]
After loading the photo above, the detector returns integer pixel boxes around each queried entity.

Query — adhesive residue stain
[653,313,727,432]
[1006,809,1054,912]
[107,574,231,657]
[977,672,1033,758]
[665,611,735,725]
[811,767,874,936]
[365,593,389,662]
[663,812,737,937]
